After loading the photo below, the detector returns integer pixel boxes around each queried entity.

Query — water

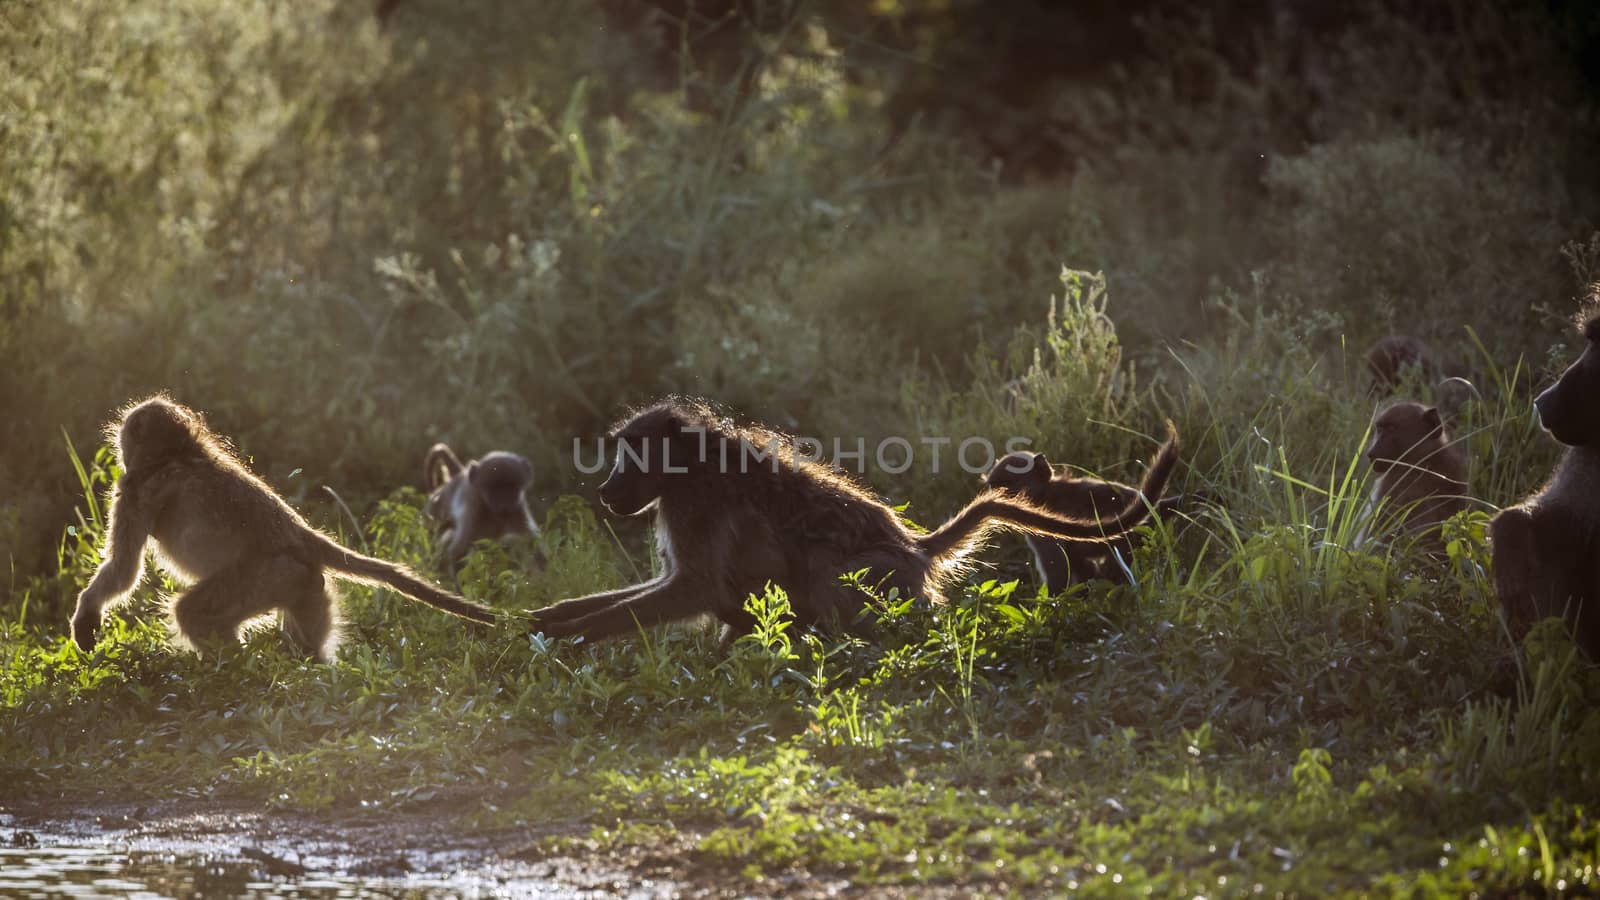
[0,830,650,899]
[0,844,509,898]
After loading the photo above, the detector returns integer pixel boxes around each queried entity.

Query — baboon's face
[1536,336,1600,447]
[598,424,678,517]
[1366,402,1442,474]
[470,453,533,514]
[599,405,711,515]
[986,452,1051,497]
[117,398,199,473]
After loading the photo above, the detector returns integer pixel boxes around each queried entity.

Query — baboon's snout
[597,473,641,515]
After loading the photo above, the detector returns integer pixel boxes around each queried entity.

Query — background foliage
[3,0,1600,892]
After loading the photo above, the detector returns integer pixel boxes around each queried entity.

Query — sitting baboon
[1492,301,1600,653]
[1364,334,1477,401]
[423,443,541,569]
[986,449,1183,592]
[375,0,404,24]
[527,399,1179,643]
[1360,401,1469,554]
[1365,335,1443,398]
[71,396,498,662]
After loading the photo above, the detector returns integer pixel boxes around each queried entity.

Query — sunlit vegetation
[4,0,1600,893]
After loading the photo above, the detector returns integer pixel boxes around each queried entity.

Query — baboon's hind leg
[281,569,339,663]
[171,556,325,658]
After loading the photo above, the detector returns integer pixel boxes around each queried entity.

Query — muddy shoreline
[1,794,676,897]
[0,793,929,897]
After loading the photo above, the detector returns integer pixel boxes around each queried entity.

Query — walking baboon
[70,396,498,662]
[1360,401,1469,553]
[1492,302,1600,653]
[986,448,1183,592]
[423,443,540,569]
[527,399,1179,643]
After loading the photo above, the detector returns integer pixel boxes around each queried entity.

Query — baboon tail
[423,443,464,492]
[314,537,498,625]
[916,421,1180,561]
[1132,420,1181,514]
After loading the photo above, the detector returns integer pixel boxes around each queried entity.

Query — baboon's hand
[70,600,101,652]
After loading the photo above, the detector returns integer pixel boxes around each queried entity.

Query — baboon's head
[1535,308,1600,447]
[115,395,208,473]
[1366,401,1445,474]
[469,452,534,514]
[985,451,1053,498]
[599,401,714,516]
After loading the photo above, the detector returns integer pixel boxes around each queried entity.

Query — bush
[1265,134,1575,350]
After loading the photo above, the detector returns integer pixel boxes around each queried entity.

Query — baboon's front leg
[540,576,710,642]
[71,486,152,652]
[1489,507,1540,638]
[529,580,666,632]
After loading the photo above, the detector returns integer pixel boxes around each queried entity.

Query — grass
[5,321,1600,895]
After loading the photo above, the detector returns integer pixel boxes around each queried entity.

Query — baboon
[1364,335,1443,398]
[1364,334,1477,401]
[1360,401,1469,554]
[70,396,498,662]
[986,449,1183,592]
[423,444,541,569]
[1491,301,1600,653]
[527,399,1179,643]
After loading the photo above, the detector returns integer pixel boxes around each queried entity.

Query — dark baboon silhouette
[423,443,541,569]
[1360,401,1469,554]
[71,396,498,662]
[1364,335,1444,398]
[374,0,404,25]
[527,399,1179,643]
[985,448,1183,592]
[1364,334,1476,400]
[1492,299,1600,653]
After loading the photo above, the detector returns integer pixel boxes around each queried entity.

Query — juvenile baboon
[1360,401,1469,554]
[423,443,541,569]
[70,396,498,662]
[1364,334,1477,401]
[1491,301,1600,653]
[986,449,1183,592]
[527,399,1179,643]
[1364,335,1443,398]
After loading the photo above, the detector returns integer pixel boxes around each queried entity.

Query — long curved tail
[917,420,1180,561]
[423,443,464,492]
[311,536,498,625]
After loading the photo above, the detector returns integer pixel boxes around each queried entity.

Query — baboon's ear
[1423,407,1443,430]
